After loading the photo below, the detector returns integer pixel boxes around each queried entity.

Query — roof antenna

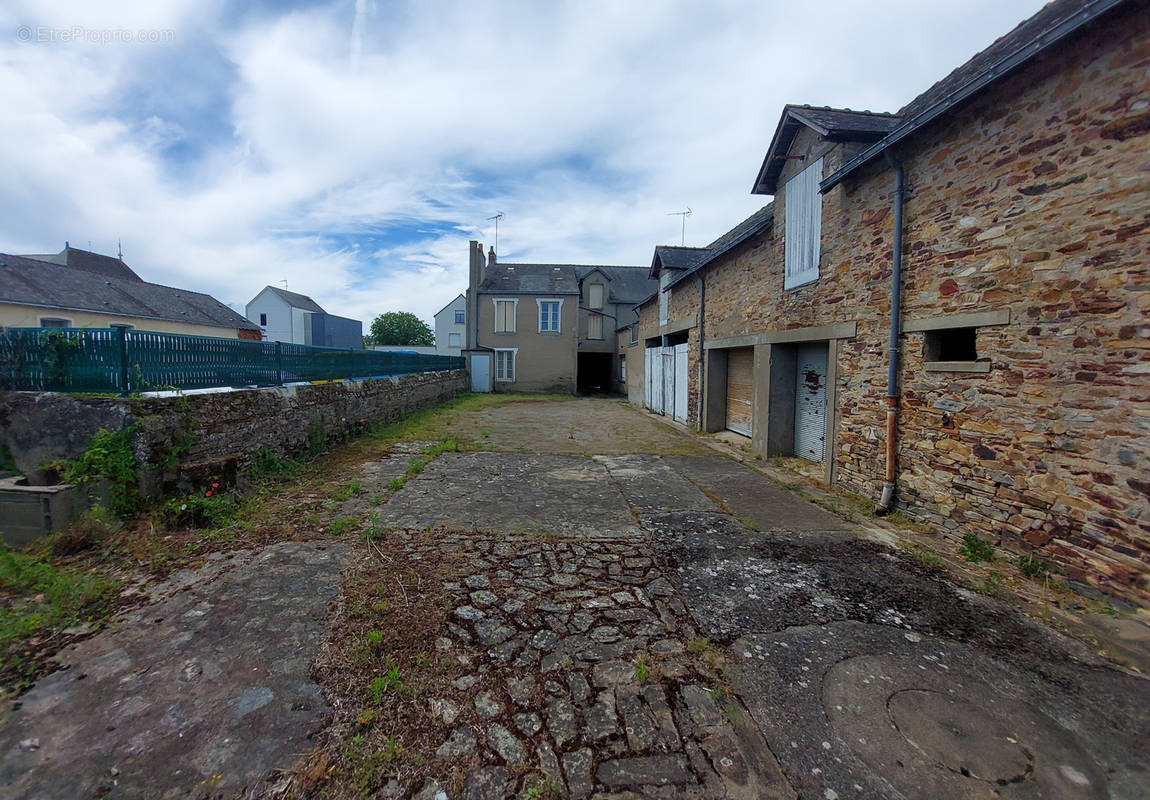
[280,279,289,288]
[666,208,692,246]
[487,211,504,254]
[117,238,123,260]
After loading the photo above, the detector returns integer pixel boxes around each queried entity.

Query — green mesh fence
[0,328,464,394]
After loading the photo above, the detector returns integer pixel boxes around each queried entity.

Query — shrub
[958,533,995,563]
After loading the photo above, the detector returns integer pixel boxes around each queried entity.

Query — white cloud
[0,0,1049,327]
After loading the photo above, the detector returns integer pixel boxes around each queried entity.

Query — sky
[0,0,1050,328]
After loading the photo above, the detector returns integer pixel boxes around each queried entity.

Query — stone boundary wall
[0,370,467,493]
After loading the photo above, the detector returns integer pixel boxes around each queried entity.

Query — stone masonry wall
[0,370,467,494]
[683,6,1150,605]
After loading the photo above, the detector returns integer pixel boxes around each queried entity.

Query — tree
[367,311,434,346]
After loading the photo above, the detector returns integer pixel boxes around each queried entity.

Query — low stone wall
[0,370,467,494]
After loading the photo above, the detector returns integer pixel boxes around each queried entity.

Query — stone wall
[636,5,1150,605]
[0,370,467,493]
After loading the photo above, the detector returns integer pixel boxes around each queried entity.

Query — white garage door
[794,342,828,462]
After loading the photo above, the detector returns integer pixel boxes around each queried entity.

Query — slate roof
[651,246,710,276]
[0,252,259,331]
[20,245,143,282]
[264,286,325,313]
[478,263,655,302]
[433,293,465,318]
[752,105,901,194]
[822,0,1123,190]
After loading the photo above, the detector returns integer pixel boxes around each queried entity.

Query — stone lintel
[903,309,1011,333]
[704,321,857,350]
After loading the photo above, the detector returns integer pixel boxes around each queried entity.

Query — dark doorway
[578,352,614,394]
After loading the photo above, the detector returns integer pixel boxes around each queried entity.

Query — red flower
[211,482,219,488]
[205,491,213,497]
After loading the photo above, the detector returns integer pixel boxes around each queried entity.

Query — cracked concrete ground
[3,398,1146,799]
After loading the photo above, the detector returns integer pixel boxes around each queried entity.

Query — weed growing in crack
[329,516,360,536]
[333,479,365,502]
[958,533,995,563]
[1018,554,1048,579]
[634,655,650,685]
[523,775,561,800]
[687,637,713,654]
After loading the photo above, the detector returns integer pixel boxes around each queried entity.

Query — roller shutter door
[794,343,828,462]
[725,348,753,436]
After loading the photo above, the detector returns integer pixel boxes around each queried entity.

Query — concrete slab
[728,621,1150,800]
[594,455,718,514]
[0,541,350,799]
[378,453,643,539]
[662,455,853,534]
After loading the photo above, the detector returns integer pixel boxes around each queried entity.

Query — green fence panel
[0,328,464,394]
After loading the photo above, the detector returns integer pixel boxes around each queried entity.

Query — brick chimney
[466,241,487,349]
[488,246,496,266]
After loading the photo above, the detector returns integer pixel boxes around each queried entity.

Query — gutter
[877,153,905,514]
[821,0,1123,193]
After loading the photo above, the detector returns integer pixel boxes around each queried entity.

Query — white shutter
[794,343,828,462]
[784,157,823,289]
[589,314,603,340]
[674,343,688,422]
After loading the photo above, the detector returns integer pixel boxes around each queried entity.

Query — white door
[673,343,688,422]
[647,347,663,413]
[794,343,828,461]
[470,353,490,392]
[662,348,675,417]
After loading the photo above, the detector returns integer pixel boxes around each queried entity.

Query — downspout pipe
[877,152,905,514]
[696,274,706,428]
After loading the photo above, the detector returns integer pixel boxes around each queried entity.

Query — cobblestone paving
[398,529,792,799]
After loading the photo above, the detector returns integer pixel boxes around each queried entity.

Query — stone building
[633,0,1150,605]
[465,242,654,393]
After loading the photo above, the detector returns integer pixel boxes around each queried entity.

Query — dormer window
[588,283,604,309]
[784,156,823,289]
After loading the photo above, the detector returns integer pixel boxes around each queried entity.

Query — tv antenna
[279,279,289,288]
[487,211,504,254]
[667,208,692,246]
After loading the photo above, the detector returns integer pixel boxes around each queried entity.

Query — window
[630,325,637,345]
[588,313,604,340]
[588,283,604,309]
[784,156,823,289]
[620,355,627,382]
[493,298,517,333]
[495,348,516,382]
[537,299,563,332]
[259,313,267,326]
[39,317,70,328]
[455,310,465,324]
[925,328,976,362]
[109,323,134,330]
[448,332,461,347]
[659,272,670,325]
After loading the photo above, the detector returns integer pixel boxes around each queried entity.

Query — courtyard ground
[1,395,1147,799]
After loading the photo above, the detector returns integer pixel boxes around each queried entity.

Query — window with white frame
[659,272,670,325]
[588,313,604,340]
[588,283,604,309]
[784,156,823,289]
[448,332,461,347]
[537,299,562,332]
[454,310,465,324]
[495,348,516,382]
[493,298,517,332]
[620,355,627,381]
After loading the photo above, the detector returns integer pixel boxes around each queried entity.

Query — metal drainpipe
[696,274,706,428]
[877,152,905,514]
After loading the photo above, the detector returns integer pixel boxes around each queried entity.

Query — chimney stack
[488,246,496,265]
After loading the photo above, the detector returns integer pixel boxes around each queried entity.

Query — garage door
[794,342,827,461]
[725,348,753,436]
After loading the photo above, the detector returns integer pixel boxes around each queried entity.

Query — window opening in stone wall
[924,327,977,362]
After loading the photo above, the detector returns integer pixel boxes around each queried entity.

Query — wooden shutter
[589,314,603,339]
[725,348,754,436]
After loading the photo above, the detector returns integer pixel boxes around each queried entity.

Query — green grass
[958,533,996,563]
[333,479,365,502]
[634,655,650,684]
[367,663,404,702]
[329,516,360,536]
[900,541,947,572]
[0,547,119,684]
